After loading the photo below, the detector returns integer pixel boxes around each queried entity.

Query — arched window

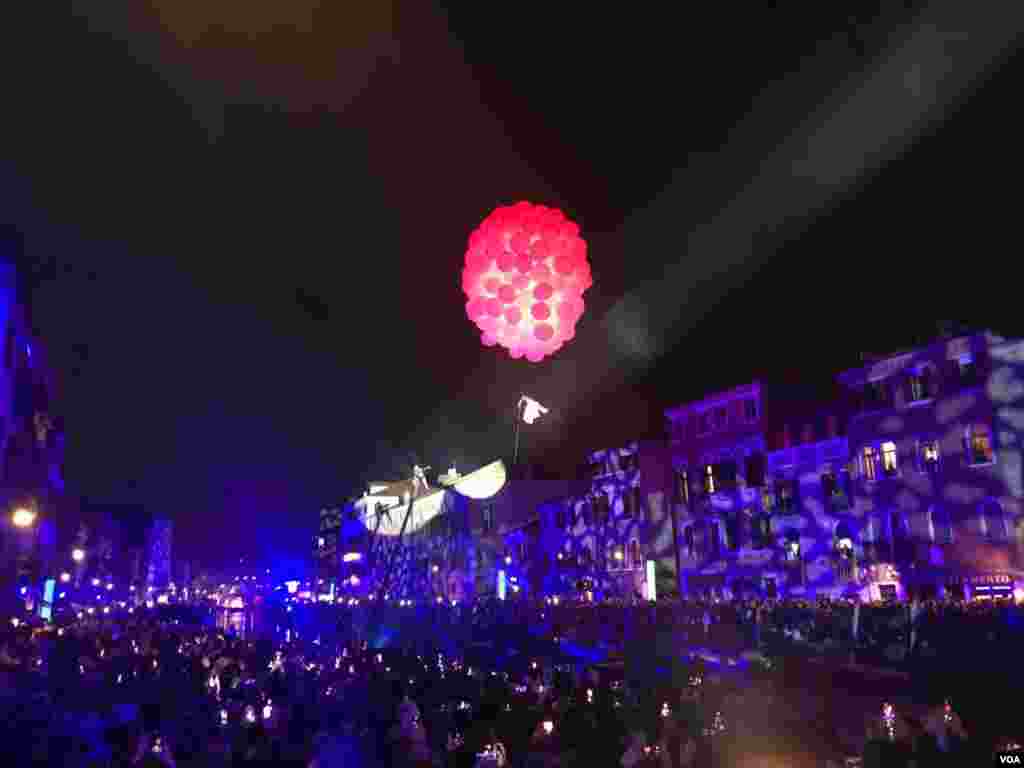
[965,424,994,465]
[834,521,854,557]
[980,499,1007,540]
[929,505,953,544]
[630,539,641,569]
[784,529,801,561]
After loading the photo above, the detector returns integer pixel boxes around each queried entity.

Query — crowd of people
[1,591,1022,766]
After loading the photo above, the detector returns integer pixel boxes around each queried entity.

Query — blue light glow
[498,570,506,601]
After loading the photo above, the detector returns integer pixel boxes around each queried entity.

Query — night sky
[2,3,1021,568]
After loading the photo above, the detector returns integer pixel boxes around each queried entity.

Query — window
[682,525,694,557]
[929,506,954,544]
[752,514,772,548]
[611,544,625,570]
[519,539,528,562]
[708,521,721,557]
[714,407,728,430]
[675,470,690,504]
[821,471,836,497]
[881,442,898,475]
[862,446,878,481]
[698,412,712,435]
[744,398,758,423]
[836,537,854,558]
[619,453,638,472]
[482,505,495,533]
[863,516,876,544]
[864,380,889,410]
[775,480,794,514]
[965,424,994,465]
[878,584,897,602]
[630,539,641,569]
[760,487,775,514]
[593,494,610,524]
[908,368,934,402]
[582,501,593,526]
[950,352,978,388]
[981,501,1008,541]
[556,503,566,529]
[920,440,940,473]
[745,453,766,487]
[704,464,716,494]
[624,486,642,520]
[784,530,801,561]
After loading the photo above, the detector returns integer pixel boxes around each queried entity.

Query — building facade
[536,442,676,600]
[665,380,873,599]
[666,383,768,597]
[1,258,65,603]
[839,331,1024,600]
[469,474,585,600]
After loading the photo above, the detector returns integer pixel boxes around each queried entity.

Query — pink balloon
[467,298,488,319]
[554,253,576,276]
[510,232,530,255]
[464,202,588,363]
[529,265,551,283]
[497,251,517,272]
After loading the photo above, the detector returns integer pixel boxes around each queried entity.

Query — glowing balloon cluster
[463,202,591,362]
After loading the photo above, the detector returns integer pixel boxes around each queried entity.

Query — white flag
[519,396,549,425]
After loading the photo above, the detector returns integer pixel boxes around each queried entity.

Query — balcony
[835,557,857,582]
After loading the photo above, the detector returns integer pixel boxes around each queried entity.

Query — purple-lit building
[665,381,870,599]
[838,331,1024,600]
[1,259,65,599]
[666,383,767,597]
[468,472,585,599]
[537,442,677,600]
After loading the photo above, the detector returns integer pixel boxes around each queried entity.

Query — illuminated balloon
[463,202,590,362]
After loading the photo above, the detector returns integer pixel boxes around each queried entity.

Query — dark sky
[2,3,1021,567]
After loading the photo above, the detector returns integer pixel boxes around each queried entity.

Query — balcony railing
[836,557,857,582]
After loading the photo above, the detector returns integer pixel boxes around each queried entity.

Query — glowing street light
[60,572,71,583]
[12,507,36,528]
[72,548,86,563]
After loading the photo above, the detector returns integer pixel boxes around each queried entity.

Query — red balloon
[462,202,590,363]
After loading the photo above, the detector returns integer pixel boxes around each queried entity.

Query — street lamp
[12,507,36,528]
[72,548,86,563]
